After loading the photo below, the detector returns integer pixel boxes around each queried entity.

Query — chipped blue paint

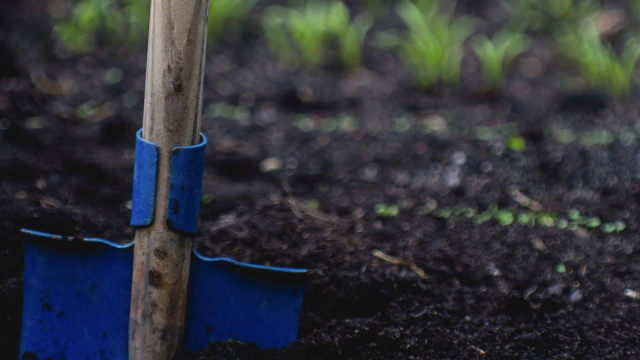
[130,129,158,227]
[166,133,207,234]
[19,229,306,358]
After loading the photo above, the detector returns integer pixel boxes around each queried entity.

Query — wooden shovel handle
[129,0,209,358]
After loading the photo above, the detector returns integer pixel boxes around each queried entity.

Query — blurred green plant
[53,0,256,54]
[53,0,150,53]
[504,0,600,32]
[506,135,526,152]
[262,1,373,69]
[204,103,250,121]
[556,21,640,99]
[375,203,400,217]
[472,29,530,90]
[376,0,476,89]
[207,0,259,46]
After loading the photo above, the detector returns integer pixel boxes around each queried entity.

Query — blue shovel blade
[19,230,306,359]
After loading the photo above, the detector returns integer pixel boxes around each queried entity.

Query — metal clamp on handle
[130,128,208,234]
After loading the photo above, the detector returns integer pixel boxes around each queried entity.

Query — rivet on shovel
[18,0,306,358]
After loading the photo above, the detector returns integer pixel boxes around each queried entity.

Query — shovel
[19,0,306,358]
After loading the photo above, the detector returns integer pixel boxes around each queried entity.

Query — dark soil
[3,1,640,359]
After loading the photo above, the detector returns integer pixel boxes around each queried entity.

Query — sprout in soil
[53,0,255,54]
[506,135,526,153]
[262,1,373,69]
[375,203,399,218]
[200,194,214,206]
[378,0,476,89]
[436,207,452,219]
[555,263,567,274]
[567,208,580,221]
[614,220,626,233]
[537,212,557,228]
[517,211,532,226]
[505,0,600,33]
[568,222,579,231]
[585,216,601,229]
[53,0,148,53]
[473,211,492,225]
[205,103,250,121]
[207,0,259,47]
[472,29,530,90]
[495,209,514,226]
[601,222,616,234]
[556,20,640,99]
[557,219,569,229]
[463,207,476,218]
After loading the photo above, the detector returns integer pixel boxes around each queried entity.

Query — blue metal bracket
[166,134,207,234]
[131,129,159,227]
[130,129,207,234]
[19,229,307,359]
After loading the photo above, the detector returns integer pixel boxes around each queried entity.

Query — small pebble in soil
[480,161,493,173]
[486,262,501,276]
[547,283,564,296]
[443,165,461,188]
[569,289,583,303]
[451,151,467,166]
[360,164,378,182]
[624,289,640,299]
[259,157,282,172]
[35,178,47,190]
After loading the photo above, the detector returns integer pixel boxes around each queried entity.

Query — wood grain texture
[129,0,209,358]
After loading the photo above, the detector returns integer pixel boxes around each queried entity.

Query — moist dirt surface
[3,1,640,359]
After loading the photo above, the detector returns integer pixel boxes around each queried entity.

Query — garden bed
[2,0,640,358]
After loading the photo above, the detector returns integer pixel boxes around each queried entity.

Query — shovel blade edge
[19,230,307,359]
[186,252,307,351]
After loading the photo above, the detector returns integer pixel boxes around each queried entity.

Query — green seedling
[204,103,250,121]
[200,194,214,206]
[304,199,320,210]
[567,208,580,221]
[53,0,147,53]
[555,263,567,274]
[614,220,626,233]
[436,207,451,219]
[537,212,557,228]
[505,0,600,32]
[601,222,616,234]
[472,29,530,90]
[580,129,615,147]
[463,207,476,218]
[554,128,577,144]
[375,203,399,217]
[53,0,254,54]
[207,0,258,46]
[506,135,526,153]
[585,216,601,229]
[557,218,568,229]
[104,68,124,85]
[262,1,373,69]
[473,211,492,225]
[495,209,514,226]
[556,21,640,99]
[568,222,579,231]
[377,0,476,89]
[517,211,532,226]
